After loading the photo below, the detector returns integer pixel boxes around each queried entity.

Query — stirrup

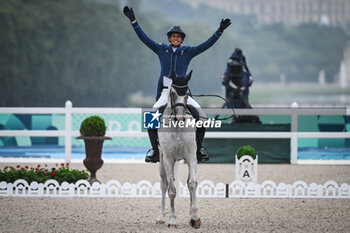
[197,147,209,162]
[145,149,159,163]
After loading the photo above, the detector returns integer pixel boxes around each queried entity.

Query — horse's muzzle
[175,114,185,122]
[173,103,187,122]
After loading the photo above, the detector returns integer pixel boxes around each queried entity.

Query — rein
[168,84,235,121]
[191,94,236,121]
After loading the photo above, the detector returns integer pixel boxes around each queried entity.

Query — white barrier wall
[0,179,349,199]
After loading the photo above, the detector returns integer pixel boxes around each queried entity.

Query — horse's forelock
[172,86,188,96]
[172,75,189,87]
[171,76,188,96]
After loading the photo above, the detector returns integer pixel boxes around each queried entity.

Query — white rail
[1,179,349,199]
[0,100,349,164]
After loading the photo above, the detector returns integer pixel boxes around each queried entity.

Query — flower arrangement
[79,115,107,136]
[236,145,257,160]
[0,163,89,184]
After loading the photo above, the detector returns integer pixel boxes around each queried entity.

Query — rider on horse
[123,6,231,163]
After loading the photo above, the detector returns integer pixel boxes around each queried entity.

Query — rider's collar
[169,44,182,50]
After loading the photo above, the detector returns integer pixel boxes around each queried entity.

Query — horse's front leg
[163,157,177,228]
[156,153,167,225]
[187,155,201,229]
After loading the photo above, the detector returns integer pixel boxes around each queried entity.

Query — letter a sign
[235,155,258,184]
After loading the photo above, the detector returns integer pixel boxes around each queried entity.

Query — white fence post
[291,102,299,164]
[291,134,298,164]
[65,100,72,163]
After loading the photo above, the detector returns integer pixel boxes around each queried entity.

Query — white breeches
[153,89,200,108]
[153,89,206,119]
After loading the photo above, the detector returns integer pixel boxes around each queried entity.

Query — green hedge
[79,115,107,136]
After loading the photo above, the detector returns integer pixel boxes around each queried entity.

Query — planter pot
[76,136,111,184]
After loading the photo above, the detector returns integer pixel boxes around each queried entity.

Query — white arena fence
[0,179,349,199]
[0,100,350,165]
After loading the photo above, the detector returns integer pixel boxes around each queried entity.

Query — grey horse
[157,70,201,229]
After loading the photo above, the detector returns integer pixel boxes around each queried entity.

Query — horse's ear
[170,70,176,80]
[186,70,193,81]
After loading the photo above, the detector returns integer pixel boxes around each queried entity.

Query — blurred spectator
[221,48,253,108]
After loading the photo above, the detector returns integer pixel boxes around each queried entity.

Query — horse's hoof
[156,220,165,225]
[189,218,201,229]
[168,224,177,228]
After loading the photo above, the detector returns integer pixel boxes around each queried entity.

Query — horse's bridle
[169,84,190,119]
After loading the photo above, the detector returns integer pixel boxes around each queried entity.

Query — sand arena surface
[0,162,350,232]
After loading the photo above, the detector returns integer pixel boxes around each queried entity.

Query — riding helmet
[167,26,186,39]
[235,48,242,55]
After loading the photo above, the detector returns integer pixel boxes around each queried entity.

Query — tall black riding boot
[145,129,160,163]
[196,127,209,162]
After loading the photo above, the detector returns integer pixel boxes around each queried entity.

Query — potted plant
[235,145,258,183]
[76,115,111,184]
[236,145,257,160]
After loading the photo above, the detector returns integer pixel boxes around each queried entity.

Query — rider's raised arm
[189,29,222,57]
[131,21,160,53]
[189,18,231,57]
[123,6,160,53]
